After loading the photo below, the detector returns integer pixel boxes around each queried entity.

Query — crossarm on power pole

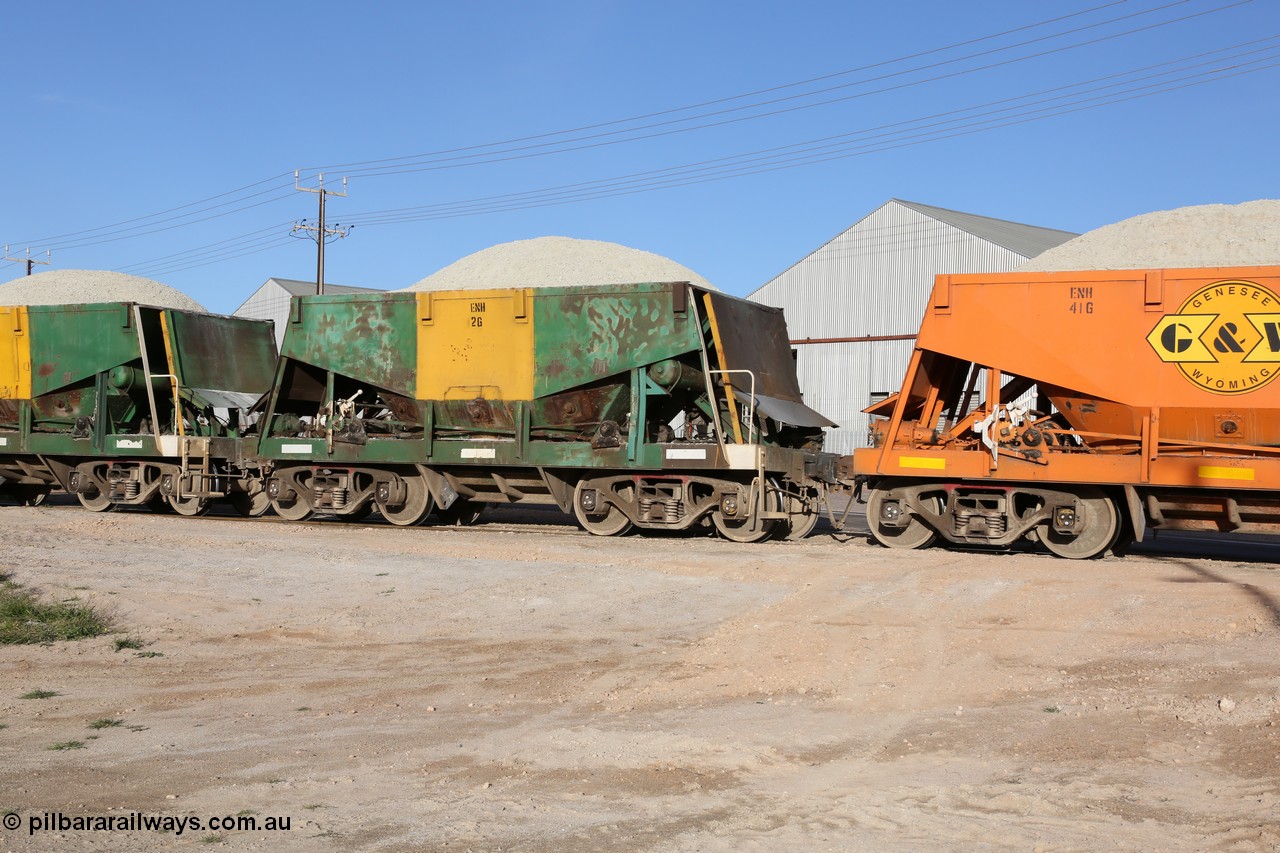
[3,245,51,277]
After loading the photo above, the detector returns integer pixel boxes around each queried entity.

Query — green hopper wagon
[259,281,837,540]
[0,302,278,514]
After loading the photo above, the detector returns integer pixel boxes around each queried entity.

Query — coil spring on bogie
[124,481,140,499]
[639,498,654,518]
[954,509,1006,538]
[332,488,348,509]
[663,499,681,523]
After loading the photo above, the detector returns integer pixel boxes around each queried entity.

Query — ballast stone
[0,269,206,312]
[404,236,717,292]
[1018,199,1280,272]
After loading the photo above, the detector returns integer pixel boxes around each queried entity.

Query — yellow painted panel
[0,306,32,400]
[415,289,534,400]
[898,455,947,471]
[1197,465,1255,481]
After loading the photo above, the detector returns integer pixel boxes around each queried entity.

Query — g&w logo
[1146,279,1280,395]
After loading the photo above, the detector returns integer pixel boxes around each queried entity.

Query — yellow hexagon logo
[1146,280,1280,395]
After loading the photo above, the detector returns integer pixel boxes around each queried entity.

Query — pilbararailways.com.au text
[11,811,292,836]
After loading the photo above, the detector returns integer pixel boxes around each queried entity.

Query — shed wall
[752,201,1050,453]
[234,282,293,347]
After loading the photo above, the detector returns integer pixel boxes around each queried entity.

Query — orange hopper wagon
[850,265,1280,558]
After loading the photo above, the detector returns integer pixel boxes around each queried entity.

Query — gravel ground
[1019,199,1280,271]
[0,270,206,311]
[405,237,716,291]
[0,502,1277,852]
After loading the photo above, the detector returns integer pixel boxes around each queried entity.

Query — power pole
[4,245,51,276]
[292,171,350,295]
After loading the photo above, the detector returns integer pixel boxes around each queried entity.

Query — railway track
[15,493,1279,561]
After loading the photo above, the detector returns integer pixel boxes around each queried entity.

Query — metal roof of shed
[268,278,383,296]
[891,199,1078,259]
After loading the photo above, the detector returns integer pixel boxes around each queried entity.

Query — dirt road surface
[1,501,1277,852]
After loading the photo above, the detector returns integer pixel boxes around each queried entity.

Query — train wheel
[76,486,114,513]
[434,499,485,527]
[271,470,314,521]
[378,474,432,527]
[271,495,313,521]
[1040,487,1117,560]
[779,485,820,541]
[867,486,938,550]
[782,506,819,540]
[167,495,209,516]
[573,480,633,537]
[229,490,272,518]
[712,488,780,543]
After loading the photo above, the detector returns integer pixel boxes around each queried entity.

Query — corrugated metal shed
[233,277,383,346]
[748,199,1076,454]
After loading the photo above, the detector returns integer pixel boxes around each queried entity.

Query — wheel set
[866,481,1122,560]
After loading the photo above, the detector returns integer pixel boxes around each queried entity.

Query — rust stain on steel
[380,392,420,425]
[32,387,90,419]
[465,398,496,426]
[437,399,515,430]
[542,388,604,425]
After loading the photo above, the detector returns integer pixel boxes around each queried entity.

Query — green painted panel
[532,283,701,398]
[27,304,141,397]
[281,293,419,396]
[260,436,426,465]
[165,310,277,394]
[26,433,94,455]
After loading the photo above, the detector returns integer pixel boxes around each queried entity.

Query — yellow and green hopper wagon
[258,281,836,540]
[0,302,277,515]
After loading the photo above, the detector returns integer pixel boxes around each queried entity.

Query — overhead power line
[9,0,1219,253]
[121,31,1279,278]
[307,0,1250,180]
[18,173,296,248]
[16,0,1260,280]
[330,39,1280,226]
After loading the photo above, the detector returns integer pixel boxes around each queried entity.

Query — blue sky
[2,0,1276,314]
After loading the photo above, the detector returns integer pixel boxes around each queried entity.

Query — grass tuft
[0,573,112,645]
[20,689,58,700]
[48,740,86,751]
[89,718,124,729]
[113,636,144,652]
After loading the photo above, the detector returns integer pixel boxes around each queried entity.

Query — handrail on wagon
[708,368,758,445]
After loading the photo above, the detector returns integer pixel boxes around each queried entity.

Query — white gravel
[0,269,206,311]
[1019,199,1280,271]
[403,236,716,291]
